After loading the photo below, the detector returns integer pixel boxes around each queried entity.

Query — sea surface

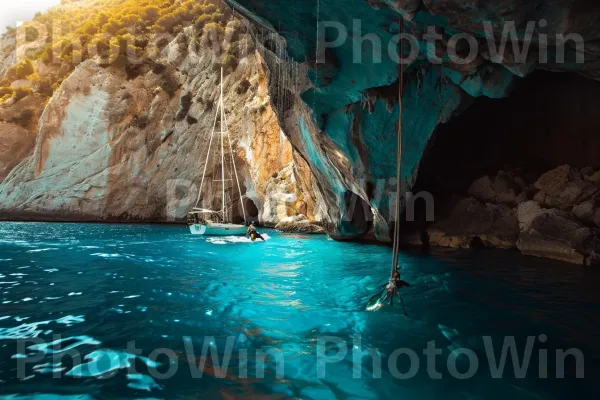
[0,222,599,399]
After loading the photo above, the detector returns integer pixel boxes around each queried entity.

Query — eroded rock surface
[232,0,600,242]
[0,28,323,226]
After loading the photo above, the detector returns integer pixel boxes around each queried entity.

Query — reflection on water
[0,222,599,399]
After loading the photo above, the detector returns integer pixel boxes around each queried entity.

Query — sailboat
[188,68,247,236]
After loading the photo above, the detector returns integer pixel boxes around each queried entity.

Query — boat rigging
[188,67,248,236]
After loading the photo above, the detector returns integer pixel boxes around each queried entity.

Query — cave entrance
[244,198,259,223]
[230,197,259,225]
[414,70,600,198]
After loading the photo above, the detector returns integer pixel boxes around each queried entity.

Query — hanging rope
[391,16,405,279]
[367,16,410,314]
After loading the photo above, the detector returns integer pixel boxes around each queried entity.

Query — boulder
[517,209,600,265]
[517,201,544,231]
[467,171,520,205]
[532,165,599,210]
[533,190,547,204]
[543,180,600,210]
[467,175,495,203]
[572,200,596,223]
[494,171,520,204]
[581,167,596,179]
[534,165,580,198]
[588,170,600,183]
[426,197,519,249]
[275,215,325,234]
[515,192,529,204]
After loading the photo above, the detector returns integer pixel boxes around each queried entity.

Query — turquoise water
[0,222,598,399]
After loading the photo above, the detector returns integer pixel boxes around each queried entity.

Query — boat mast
[220,67,227,222]
[194,90,220,209]
[223,103,247,224]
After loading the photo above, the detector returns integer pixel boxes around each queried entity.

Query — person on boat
[246,222,265,241]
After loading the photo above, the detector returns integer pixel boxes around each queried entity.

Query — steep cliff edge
[0,17,323,224]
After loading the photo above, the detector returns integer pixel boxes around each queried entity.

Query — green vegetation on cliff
[0,0,251,104]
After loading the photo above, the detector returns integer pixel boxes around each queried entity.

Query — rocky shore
[274,214,325,234]
[411,165,600,265]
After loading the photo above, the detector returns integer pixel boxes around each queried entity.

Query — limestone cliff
[0,23,323,224]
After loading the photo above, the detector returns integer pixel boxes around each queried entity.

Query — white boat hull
[189,223,247,236]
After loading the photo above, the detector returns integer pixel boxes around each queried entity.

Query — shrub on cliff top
[36,77,54,97]
[219,54,238,74]
[155,13,182,33]
[3,0,240,100]
[224,20,241,42]
[201,21,225,50]
[0,87,15,103]
[193,14,212,30]
[142,6,161,23]
[5,59,35,82]
[0,87,14,97]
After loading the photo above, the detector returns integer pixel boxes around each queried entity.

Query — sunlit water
[0,222,599,399]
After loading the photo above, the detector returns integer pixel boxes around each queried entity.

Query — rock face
[231,0,600,242]
[0,122,35,182]
[0,27,324,226]
[0,94,46,181]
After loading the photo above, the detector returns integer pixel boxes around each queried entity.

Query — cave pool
[0,222,599,399]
